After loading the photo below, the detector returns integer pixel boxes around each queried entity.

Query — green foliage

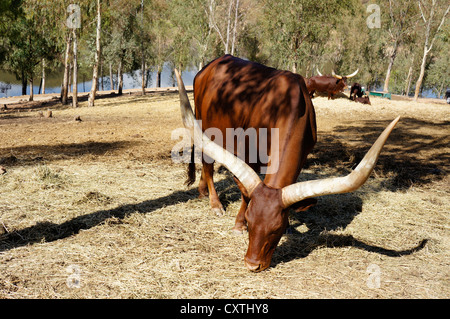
[4,10,57,82]
[423,30,450,97]
[1,0,448,97]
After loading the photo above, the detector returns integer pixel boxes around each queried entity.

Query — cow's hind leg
[197,167,209,198]
[202,161,225,216]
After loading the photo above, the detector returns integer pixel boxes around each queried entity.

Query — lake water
[0,64,444,99]
[0,63,197,98]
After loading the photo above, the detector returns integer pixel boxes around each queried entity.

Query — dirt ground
[0,90,448,299]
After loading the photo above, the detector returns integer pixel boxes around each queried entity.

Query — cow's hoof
[212,207,225,216]
[232,224,247,235]
[231,227,248,236]
[232,228,243,236]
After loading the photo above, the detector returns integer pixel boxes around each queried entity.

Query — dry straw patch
[0,92,448,298]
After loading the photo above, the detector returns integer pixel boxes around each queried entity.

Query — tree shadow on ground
[0,185,200,252]
[307,117,449,191]
[0,141,138,167]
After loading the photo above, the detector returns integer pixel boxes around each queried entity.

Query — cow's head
[175,69,398,272]
[332,69,359,88]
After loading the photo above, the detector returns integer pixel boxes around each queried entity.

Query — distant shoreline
[0,86,194,107]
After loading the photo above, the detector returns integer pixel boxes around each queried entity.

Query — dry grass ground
[0,91,448,298]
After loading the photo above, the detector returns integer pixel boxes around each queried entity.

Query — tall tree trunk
[109,62,114,90]
[42,58,46,94]
[88,0,102,107]
[156,65,162,88]
[21,70,27,95]
[29,77,34,102]
[383,58,394,92]
[230,0,240,55]
[404,54,414,96]
[62,33,72,105]
[141,57,146,95]
[414,47,428,100]
[100,59,104,91]
[68,62,72,93]
[224,0,233,54]
[383,43,398,92]
[72,28,78,108]
[140,0,146,95]
[117,60,123,95]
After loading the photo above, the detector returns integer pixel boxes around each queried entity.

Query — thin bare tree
[414,0,449,100]
[88,0,102,107]
[61,32,72,105]
[383,0,417,92]
[72,27,78,108]
[207,0,241,55]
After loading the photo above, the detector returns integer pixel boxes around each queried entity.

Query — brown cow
[307,68,358,99]
[175,55,399,272]
[349,82,363,100]
[349,82,371,104]
[354,95,371,105]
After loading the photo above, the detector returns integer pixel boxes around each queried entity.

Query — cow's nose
[244,260,261,272]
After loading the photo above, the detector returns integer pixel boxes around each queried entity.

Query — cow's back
[194,55,306,130]
[193,55,316,188]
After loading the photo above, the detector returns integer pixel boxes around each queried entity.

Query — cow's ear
[289,198,317,212]
[336,79,341,85]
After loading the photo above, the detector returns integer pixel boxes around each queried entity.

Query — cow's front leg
[197,167,209,198]
[232,177,250,234]
[202,160,225,216]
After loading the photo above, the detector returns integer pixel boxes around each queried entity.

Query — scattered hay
[0,92,448,298]
[75,191,113,205]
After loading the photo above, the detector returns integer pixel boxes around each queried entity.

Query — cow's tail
[186,144,196,186]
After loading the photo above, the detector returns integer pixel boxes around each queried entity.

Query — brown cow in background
[350,83,371,105]
[306,68,358,99]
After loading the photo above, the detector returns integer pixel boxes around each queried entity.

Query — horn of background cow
[281,116,400,208]
[174,69,262,196]
[316,67,323,76]
[331,70,342,79]
[346,69,359,78]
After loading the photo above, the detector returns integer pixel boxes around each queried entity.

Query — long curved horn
[331,70,342,79]
[281,116,400,208]
[316,67,323,76]
[174,69,262,196]
[346,69,359,78]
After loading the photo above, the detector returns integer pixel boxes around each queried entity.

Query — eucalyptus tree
[205,0,242,55]
[4,0,58,100]
[381,0,418,92]
[421,32,449,98]
[146,0,172,87]
[414,0,449,100]
[260,0,352,74]
[171,0,214,70]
